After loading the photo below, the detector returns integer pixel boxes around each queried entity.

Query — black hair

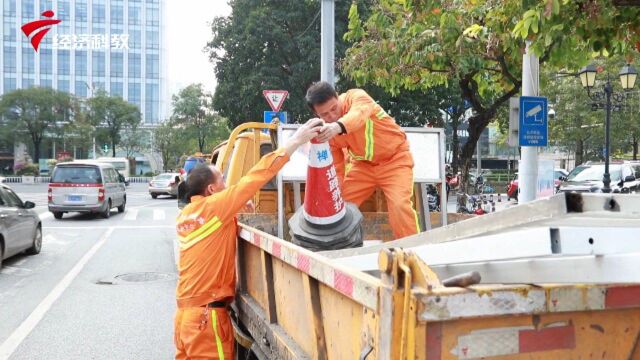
[184,163,216,203]
[305,81,338,110]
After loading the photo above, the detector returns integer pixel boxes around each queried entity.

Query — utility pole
[519,41,539,203]
[320,0,334,86]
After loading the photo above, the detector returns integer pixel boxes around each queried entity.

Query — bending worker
[174,119,321,359]
[307,81,420,240]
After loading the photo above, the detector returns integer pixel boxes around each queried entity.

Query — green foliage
[206,0,449,129]
[343,0,640,183]
[513,1,640,67]
[542,53,640,164]
[0,87,77,163]
[120,127,151,158]
[154,121,187,171]
[87,90,141,157]
[207,0,338,126]
[16,164,39,176]
[170,84,229,153]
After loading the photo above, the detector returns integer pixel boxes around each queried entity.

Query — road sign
[264,111,287,125]
[519,96,548,147]
[263,90,288,112]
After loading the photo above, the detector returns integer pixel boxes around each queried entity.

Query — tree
[154,121,185,171]
[120,126,150,158]
[343,0,640,186]
[207,0,450,129]
[0,87,77,163]
[170,84,229,153]
[542,52,640,164]
[87,90,141,157]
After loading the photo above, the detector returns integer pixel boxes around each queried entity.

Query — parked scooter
[426,184,440,212]
[474,170,487,194]
[445,166,461,199]
[457,192,496,215]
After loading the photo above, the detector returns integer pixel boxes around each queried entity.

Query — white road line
[123,208,138,221]
[153,209,165,221]
[38,212,52,221]
[0,266,32,274]
[0,227,115,359]
[43,225,174,230]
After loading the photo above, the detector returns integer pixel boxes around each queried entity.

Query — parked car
[507,169,569,200]
[0,184,41,268]
[48,161,127,219]
[557,163,640,193]
[148,173,180,199]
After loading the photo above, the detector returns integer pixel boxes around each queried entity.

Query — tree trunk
[112,140,116,157]
[459,116,486,193]
[575,139,584,166]
[451,120,460,173]
[633,136,638,161]
[33,140,41,164]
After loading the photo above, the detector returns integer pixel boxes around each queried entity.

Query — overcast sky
[165,0,231,96]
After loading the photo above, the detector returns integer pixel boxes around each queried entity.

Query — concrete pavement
[0,184,179,360]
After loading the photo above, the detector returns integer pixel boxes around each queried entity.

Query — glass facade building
[0,0,165,124]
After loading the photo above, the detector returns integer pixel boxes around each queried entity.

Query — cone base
[289,202,364,251]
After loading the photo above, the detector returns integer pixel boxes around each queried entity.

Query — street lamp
[578,63,637,193]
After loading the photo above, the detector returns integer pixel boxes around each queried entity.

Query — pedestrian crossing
[38,207,179,222]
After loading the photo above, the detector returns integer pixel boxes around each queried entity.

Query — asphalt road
[0,183,180,360]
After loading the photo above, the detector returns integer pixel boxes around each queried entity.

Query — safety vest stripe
[365,119,374,161]
[348,149,366,161]
[179,220,223,250]
[410,181,421,233]
[179,216,220,243]
[376,109,386,119]
[211,310,225,360]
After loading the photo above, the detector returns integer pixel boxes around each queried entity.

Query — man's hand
[283,118,323,156]
[316,122,341,143]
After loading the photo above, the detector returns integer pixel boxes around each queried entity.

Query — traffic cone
[302,139,346,224]
[289,139,363,251]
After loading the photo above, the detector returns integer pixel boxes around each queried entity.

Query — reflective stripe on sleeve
[365,119,374,161]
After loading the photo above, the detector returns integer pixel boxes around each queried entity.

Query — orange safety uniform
[330,89,420,240]
[174,149,290,359]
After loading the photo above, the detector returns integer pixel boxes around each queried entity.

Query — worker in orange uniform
[174,119,322,359]
[307,81,420,240]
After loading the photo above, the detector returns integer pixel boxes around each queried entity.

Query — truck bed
[234,193,640,359]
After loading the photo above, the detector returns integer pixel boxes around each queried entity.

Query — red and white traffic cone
[289,139,363,251]
[302,139,346,224]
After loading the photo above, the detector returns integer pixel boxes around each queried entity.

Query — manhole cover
[99,272,177,284]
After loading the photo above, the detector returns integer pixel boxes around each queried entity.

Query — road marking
[0,227,114,359]
[124,208,138,221]
[0,266,32,275]
[43,225,174,230]
[39,212,52,221]
[153,209,165,221]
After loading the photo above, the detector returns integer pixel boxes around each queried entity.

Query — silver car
[148,173,180,199]
[48,162,127,219]
[0,184,41,268]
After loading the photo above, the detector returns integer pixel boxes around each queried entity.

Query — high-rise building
[0,0,165,124]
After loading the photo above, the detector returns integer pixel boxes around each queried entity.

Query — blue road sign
[264,111,287,126]
[519,96,548,147]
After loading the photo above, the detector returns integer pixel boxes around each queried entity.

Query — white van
[96,157,131,183]
[48,161,126,219]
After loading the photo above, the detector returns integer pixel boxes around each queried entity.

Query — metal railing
[128,177,152,183]
[1,176,152,184]
[0,176,50,184]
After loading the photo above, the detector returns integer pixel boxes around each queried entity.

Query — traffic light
[103,144,108,153]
